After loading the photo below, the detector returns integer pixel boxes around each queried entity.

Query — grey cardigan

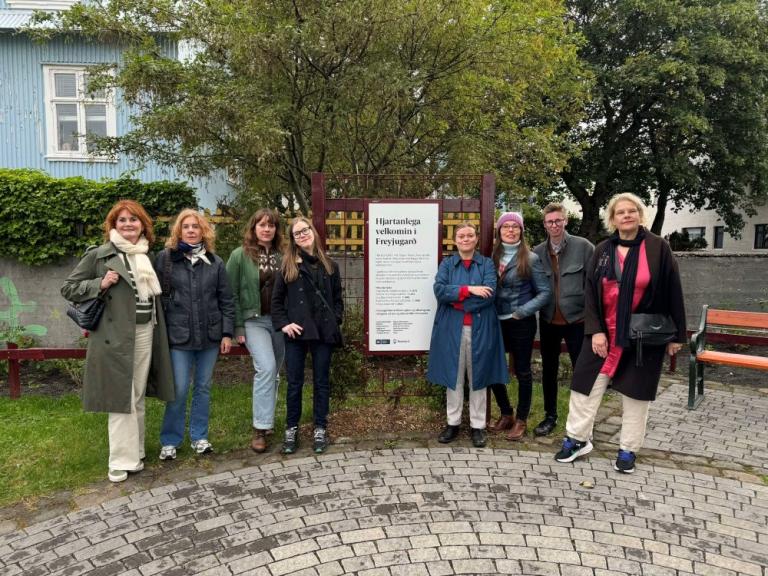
[533,232,595,323]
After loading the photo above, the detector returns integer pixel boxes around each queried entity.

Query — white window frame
[7,0,77,11]
[43,65,118,162]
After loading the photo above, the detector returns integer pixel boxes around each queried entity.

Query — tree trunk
[650,182,671,235]
[562,170,606,243]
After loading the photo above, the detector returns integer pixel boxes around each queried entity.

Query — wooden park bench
[689,306,768,409]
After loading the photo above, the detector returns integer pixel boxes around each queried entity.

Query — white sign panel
[367,202,440,352]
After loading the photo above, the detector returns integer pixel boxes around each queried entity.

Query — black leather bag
[629,313,676,366]
[66,295,106,331]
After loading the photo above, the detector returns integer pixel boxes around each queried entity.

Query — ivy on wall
[0,169,197,265]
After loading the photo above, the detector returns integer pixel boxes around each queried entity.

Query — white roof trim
[6,0,77,9]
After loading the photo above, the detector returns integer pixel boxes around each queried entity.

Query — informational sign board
[365,201,440,353]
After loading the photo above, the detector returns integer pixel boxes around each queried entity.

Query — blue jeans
[284,339,333,429]
[160,347,219,446]
[244,316,285,430]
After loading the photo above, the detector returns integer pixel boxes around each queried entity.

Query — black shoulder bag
[66,246,108,330]
[614,257,676,366]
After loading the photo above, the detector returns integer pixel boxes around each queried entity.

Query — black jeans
[284,339,333,429]
[490,315,537,420]
[538,319,584,420]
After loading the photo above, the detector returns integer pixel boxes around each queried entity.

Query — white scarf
[109,229,162,302]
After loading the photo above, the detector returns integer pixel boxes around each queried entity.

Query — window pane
[756,225,768,249]
[684,227,705,240]
[83,74,107,99]
[56,103,79,151]
[85,104,107,152]
[54,73,78,98]
[714,226,724,249]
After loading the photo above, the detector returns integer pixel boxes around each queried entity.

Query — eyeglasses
[500,224,521,231]
[544,219,566,227]
[292,227,312,238]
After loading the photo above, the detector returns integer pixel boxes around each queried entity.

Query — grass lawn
[0,380,315,507]
[0,372,572,507]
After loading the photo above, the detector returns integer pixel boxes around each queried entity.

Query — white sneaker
[108,469,128,483]
[159,445,177,461]
[130,461,144,473]
[191,439,213,454]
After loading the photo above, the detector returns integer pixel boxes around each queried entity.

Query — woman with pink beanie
[487,212,551,440]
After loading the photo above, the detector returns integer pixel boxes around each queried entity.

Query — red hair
[103,200,155,244]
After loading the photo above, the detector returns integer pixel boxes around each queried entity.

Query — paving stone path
[640,385,768,471]
[1,446,767,576]
[2,379,768,575]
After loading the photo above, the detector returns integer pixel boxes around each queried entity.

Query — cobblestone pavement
[1,381,768,576]
[633,385,768,472]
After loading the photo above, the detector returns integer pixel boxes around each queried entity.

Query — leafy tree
[33,0,587,214]
[560,0,768,240]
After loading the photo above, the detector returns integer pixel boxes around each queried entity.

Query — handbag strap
[300,268,336,318]
[162,248,172,298]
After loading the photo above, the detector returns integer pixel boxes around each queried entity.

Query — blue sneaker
[554,437,593,463]
[614,449,636,473]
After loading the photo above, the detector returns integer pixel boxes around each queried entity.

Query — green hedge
[0,169,197,265]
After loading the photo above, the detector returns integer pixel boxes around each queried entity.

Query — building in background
[0,0,231,209]
[656,203,768,253]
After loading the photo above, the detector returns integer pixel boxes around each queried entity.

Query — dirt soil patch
[4,344,766,401]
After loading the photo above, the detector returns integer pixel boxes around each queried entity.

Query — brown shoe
[488,414,515,432]
[506,420,527,441]
[251,429,267,453]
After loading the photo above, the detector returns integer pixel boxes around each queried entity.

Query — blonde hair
[604,193,647,233]
[281,216,334,282]
[453,222,478,240]
[165,208,216,252]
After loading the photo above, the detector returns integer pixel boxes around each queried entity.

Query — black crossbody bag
[614,259,676,366]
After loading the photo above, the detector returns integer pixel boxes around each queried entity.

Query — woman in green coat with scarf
[62,200,174,483]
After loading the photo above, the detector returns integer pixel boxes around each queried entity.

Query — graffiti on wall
[0,277,48,336]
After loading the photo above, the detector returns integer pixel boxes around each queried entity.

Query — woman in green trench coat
[62,199,174,483]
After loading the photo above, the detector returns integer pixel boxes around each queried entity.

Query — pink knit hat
[496,212,524,232]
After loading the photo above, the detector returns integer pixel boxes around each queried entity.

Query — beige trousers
[565,373,650,453]
[446,326,487,429]
[108,322,152,470]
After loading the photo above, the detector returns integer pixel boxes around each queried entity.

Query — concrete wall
[2,252,766,347]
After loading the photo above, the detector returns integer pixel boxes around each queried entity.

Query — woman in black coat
[154,209,235,460]
[555,193,686,473]
[272,216,343,455]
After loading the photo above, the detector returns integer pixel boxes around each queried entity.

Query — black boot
[438,425,460,443]
[534,416,557,437]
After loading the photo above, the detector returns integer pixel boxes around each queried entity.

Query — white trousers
[565,373,650,453]
[446,326,487,429]
[108,322,152,470]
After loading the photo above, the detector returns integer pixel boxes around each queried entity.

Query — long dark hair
[243,208,283,262]
[492,227,531,279]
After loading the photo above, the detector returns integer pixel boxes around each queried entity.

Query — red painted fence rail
[3,330,766,399]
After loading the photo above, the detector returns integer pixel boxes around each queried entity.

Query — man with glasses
[532,203,594,436]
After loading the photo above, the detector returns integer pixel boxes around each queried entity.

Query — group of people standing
[62,192,685,483]
[427,193,686,474]
[63,201,342,483]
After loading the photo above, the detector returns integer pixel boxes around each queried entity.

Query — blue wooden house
[0,0,230,208]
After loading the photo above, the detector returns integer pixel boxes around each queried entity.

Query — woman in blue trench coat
[426,222,508,447]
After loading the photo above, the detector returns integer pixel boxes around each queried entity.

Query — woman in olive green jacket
[225,208,284,453]
[62,200,174,483]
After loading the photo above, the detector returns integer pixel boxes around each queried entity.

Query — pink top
[599,241,650,377]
